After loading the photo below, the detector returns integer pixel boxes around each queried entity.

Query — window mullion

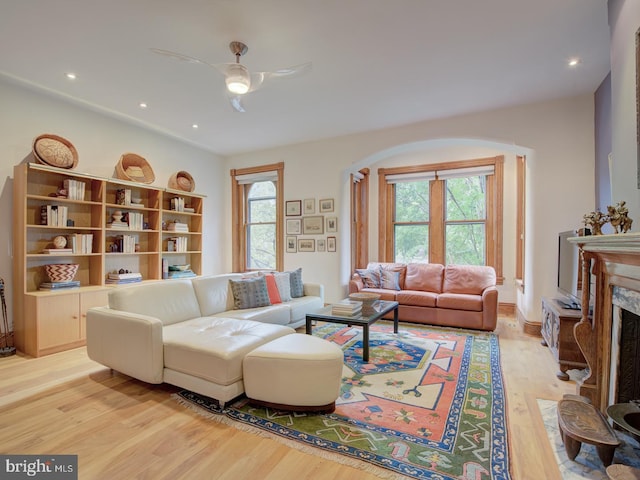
[430,179,445,264]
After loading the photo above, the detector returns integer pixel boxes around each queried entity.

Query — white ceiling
[0,0,610,156]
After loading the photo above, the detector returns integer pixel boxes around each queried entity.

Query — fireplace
[569,232,640,412]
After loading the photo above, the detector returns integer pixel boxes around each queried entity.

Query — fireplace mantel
[569,233,640,411]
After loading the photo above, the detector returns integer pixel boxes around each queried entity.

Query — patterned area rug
[175,322,511,480]
[538,398,640,479]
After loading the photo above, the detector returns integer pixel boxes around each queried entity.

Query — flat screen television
[557,230,582,309]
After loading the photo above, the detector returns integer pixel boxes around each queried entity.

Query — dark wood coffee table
[305,300,399,362]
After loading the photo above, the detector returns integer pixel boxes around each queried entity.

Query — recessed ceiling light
[65,73,77,80]
[139,102,148,108]
[568,58,580,67]
[192,124,199,129]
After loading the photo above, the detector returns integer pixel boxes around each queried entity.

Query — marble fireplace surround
[569,232,640,412]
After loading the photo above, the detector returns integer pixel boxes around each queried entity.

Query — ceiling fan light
[225,64,250,94]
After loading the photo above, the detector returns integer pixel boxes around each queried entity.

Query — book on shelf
[66,233,93,254]
[167,222,189,232]
[116,188,132,206]
[167,236,188,252]
[170,197,185,212]
[106,277,143,285]
[167,269,196,279]
[183,207,195,213]
[107,221,129,229]
[107,272,142,280]
[126,211,144,230]
[63,179,86,201]
[42,248,73,254]
[40,205,68,227]
[39,280,81,290]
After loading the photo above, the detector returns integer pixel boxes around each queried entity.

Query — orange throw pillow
[263,273,282,304]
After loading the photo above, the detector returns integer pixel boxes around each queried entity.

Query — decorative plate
[32,134,78,169]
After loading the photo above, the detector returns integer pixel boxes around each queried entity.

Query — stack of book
[331,300,363,316]
[39,280,80,291]
[106,272,143,285]
[167,265,196,279]
[67,233,94,254]
[42,248,73,255]
[127,211,144,230]
[170,197,185,212]
[167,221,189,232]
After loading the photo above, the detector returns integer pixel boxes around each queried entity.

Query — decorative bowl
[168,171,195,192]
[168,264,191,272]
[32,134,79,169]
[349,292,381,314]
[115,153,155,184]
[44,263,79,283]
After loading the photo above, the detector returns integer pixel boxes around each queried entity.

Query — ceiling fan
[151,41,311,113]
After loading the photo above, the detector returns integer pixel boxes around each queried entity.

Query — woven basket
[115,153,155,184]
[44,263,79,283]
[32,134,79,169]
[168,171,195,192]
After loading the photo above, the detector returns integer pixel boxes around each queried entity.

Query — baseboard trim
[498,302,515,316]
[516,306,541,337]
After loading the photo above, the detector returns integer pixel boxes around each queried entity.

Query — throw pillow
[380,269,401,290]
[262,273,282,304]
[272,271,292,302]
[288,267,304,298]
[355,268,381,288]
[228,277,271,309]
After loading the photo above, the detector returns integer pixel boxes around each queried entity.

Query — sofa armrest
[349,273,364,293]
[481,286,499,330]
[86,306,164,384]
[303,282,324,303]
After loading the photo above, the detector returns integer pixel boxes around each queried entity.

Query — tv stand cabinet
[541,296,587,381]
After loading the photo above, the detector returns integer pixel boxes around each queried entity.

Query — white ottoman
[243,333,344,412]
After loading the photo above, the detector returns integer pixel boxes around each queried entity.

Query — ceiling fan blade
[149,48,217,68]
[249,62,312,92]
[228,95,246,113]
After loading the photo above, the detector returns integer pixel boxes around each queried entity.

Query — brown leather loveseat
[349,262,498,331]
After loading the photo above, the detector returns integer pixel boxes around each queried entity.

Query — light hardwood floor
[0,316,574,480]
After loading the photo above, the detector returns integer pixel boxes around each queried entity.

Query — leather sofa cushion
[109,279,202,326]
[396,290,438,307]
[436,293,483,311]
[163,317,294,386]
[443,264,496,295]
[404,263,444,293]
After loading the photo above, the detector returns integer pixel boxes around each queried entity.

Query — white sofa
[86,273,324,406]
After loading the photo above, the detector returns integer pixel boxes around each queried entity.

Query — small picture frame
[303,198,315,214]
[326,216,337,233]
[298,238,315,252]
[286,200,302,216]
[317,238,326,252]
[286,218,301,235]
[327,236,336,252]
[286,236,297,253]
[302,216,324,234]
[319,198,334,213]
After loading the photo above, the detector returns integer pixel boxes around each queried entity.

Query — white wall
[608,0,640,215]
[227,95,596,321]
[0,78,227,328]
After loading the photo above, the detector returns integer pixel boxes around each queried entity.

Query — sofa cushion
[405,263,444,293]
[229,277,271,309]
[380,269,401,290]
[191,274,243,316]
[214,303,291,325]
[355,267,381,288]
[108,279,201,326]
[436,293,483,311]
[368,263,407,289]
[272,272,292,302]
[162,317,294,386]
[396,290,438,307]
[262,273,282,304]
[442,265,496,295]
[287,267,304,298]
